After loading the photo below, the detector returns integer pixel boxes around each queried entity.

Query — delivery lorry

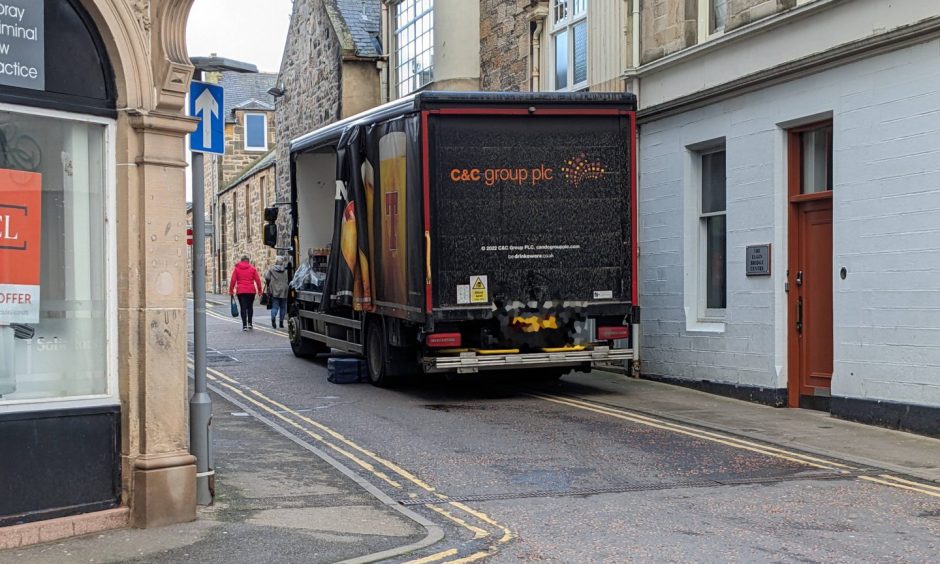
[274,91,639,385]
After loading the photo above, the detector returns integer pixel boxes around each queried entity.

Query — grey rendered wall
[638,39,940,407]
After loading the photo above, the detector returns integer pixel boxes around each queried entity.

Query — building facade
[274,0,383,237]
[201,70,277,292]
[1,0,198,543]
[473,0,940,435]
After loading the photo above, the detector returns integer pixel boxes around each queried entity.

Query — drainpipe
[531,19,544,92]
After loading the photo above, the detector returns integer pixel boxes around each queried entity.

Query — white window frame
[699,146,727,320]
[697,0,728,42]
[549,0,588,92]
[243,112,268,152]
[395,0,434,98]
[0,103,119,414]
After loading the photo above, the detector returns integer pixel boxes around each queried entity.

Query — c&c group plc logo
[450,153,607,188]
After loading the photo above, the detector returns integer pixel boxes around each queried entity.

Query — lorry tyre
[288,316,325,359]
[366,319,397,387]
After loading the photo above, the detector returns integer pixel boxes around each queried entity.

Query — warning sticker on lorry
[457,284,471,304]
[470,276,488,304]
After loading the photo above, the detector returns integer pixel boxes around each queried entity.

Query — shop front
[0,0,197,538]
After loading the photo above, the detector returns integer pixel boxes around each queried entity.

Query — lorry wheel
[365,320,397,387]
[288,316,324,359]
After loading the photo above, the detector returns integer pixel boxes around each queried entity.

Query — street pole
[189,150,212,505]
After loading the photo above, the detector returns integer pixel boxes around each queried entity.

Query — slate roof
[334,0,382,58]
[221,150,276,194]
[219,71,278,123]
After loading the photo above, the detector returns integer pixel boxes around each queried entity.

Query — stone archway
[77,0,199,528]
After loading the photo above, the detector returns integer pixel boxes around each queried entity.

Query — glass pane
[711,0,728,33]
[554,31,568,89]
[573,0,587,16]
[701,150,726,213]
[0,111,108,403]
[800,125,832,194]
[706,215,727,310]
[554,0,568,25]
[246,114,265,149]
[573,21,587,85]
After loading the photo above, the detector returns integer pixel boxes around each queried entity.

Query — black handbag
[260,292,269,306]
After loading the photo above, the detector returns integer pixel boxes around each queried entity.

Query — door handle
[795,270,803,287]
[796,296,803,334]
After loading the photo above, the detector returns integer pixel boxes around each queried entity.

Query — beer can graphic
[379,132,407,305]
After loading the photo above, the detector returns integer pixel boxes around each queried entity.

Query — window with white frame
[700,148,727,313]
[244,113,267,151]
[698,0,728,39]
[395,0,434,97]
[550,0,587,91]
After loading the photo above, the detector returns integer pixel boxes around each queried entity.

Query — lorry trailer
[278,91,639,385]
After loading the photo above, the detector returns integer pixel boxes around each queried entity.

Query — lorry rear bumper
[422,346,634,374]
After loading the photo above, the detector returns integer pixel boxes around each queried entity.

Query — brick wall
[275,0,343,249]
[480,0,540,92]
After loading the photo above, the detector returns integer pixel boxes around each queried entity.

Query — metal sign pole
[189,149,212,506]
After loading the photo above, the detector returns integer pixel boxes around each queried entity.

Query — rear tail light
[426,332,462,348]
[597,326,629,340]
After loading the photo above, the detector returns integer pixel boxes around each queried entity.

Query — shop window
[0,108,112,405]
[395,0,434,97]
[551,0,587,91]
[244,113,267,151]
[700,148,727,313]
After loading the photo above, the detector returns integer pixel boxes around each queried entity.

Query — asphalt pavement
[5,296,939,563]
[182,297,940,562]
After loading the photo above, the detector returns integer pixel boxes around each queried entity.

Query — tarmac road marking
[405,548,459,564]
[204,305,286,338]
[424,505,490,539]
[859,475,940,499]
[190,361,516,560]
[877,474,940,492]
[532,392,855,470]
[530,392,848,472]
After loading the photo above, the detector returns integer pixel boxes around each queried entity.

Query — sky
[186,0,294,74]
[186,0,293,202]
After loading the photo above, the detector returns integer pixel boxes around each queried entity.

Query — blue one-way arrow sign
[189,81,224,154]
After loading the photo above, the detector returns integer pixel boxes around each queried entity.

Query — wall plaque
[746,244,771,276]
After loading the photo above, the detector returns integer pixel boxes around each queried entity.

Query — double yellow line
[188,360,514,563]
[530,392,940,499]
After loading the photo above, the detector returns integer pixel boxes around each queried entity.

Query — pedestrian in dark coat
[229,256,263,331]
[265,256,290,329]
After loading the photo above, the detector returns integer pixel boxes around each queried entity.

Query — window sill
[686,319,726,333]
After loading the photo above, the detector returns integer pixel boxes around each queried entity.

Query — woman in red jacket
[229,255,263,331]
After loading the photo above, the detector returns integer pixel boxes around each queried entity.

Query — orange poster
[0,168,41,324]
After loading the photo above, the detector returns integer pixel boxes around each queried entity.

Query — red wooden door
[787,121,834,408]
[793,199,833,400]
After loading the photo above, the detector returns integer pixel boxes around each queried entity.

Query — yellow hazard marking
[876,474,940,493]
[474,348,520,355]
[541,345,587,352]
[511,315,558,333]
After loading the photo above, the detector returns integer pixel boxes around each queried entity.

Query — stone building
[216,151,278,286]
[472,0,940,435]
[199,70,277,292]
[274,0,383,239]
[1,0,199,545]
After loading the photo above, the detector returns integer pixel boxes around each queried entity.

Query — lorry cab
[275,91,639,385]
